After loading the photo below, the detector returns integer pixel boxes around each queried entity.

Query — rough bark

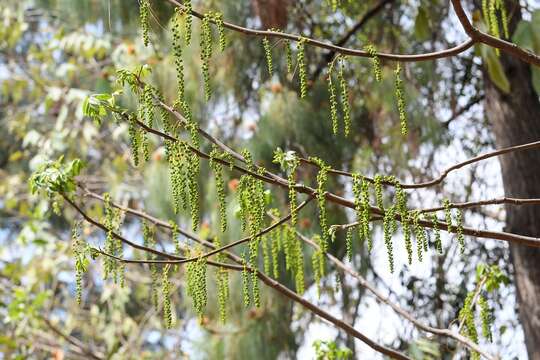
[251,0,288,29]
[482,6,540,358]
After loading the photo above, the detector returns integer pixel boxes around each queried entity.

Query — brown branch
[41,317,103,360]
[420,197,540,213]
[62,194,184,260]
[130,115,540,247]
[333,205,540,249]
[83,185,314,265]
[82,185,492,359]
[139,76,540,194]
[285,223,495,360]
[450,0,540,67]
[311,0,395,80]
[443,94,485,128]
[166,0,475,62]
[68,191,409,360]
[300,140,540,189]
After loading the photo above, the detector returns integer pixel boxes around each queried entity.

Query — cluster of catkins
[70,0,471,330]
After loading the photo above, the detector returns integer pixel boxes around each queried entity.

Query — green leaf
[414,7,430,41]
[480,45,510,94]
[512,12,540,96]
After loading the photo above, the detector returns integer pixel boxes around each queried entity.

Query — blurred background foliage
[1,0,539,358]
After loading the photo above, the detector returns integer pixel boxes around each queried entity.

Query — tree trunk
[482,8,540,358]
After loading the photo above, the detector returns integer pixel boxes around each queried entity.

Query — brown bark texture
[482,4,540,357]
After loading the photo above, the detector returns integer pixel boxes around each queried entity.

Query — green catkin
[403,210,412,265]
[432,213,442,254]
[312,158,329,252]
[352,174,363,238]
[184,1,193,45]
[271,226,281,278]
[237,176,250,233]
[157,91,174,160]
[297,38,308,98]
[216,264,229,323]
[271,237,280,278]
[127,114,141,166]
[186,251,208,323]
[143,84,154,126]
[338,57,351,137]
[138,85,155,164]
[456,209,465,254]
[482,0,489,27]
[200,13,212,101]
[184,117,201,230]
[162,264,173,329]
[217,265,229,323]
[170,142,188,214]
[249,237,261,307]
[248,168,267,240]
[488,0,500,40]
[241,252,251,307]
[172,8,185,103]
[143,221,159,310]
[288,156,300,227]
[499,1,509,39]
[327,58,339,135]
[365,45,381,82]
[238,149,265,238]
[345,227,353,262]
[295,245,305,294]
[488,0,500,56]
[187,151,200,230]
[102,193,117,281]
[262,37,273,75]
[360,179,372,250]
[443,198,453,233]
[169,220,181,256]
[315,235,327,276]
[411,211,425,262]
[72,221,84,305]
[282,226,292,271]
[210,148,227,232]
[262,235,271,274]
[374,174,384,210]
[460,292,480,360]
[115,210,125,287]
[282,225,303,293]
[141,132,150,162]
[394,63,408,136]
[140,0,150,46]
[479,295,492,342]
[383,205,396,273]
[285,40,293,74]
[215,12,226,51]
[394,182,412,264]
[223,152,235,171]
[214,237,229,323]
[394,181,407,213]
[312,248,324,298]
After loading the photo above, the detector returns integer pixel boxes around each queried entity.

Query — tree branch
[80,185,493,359]
[166,0,475,62]
[311,0,395,80]
[450,0,540,67]
[67,190,410,360]
[283,221,495,360]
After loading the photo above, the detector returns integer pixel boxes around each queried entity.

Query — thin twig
[166,0,475,62]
